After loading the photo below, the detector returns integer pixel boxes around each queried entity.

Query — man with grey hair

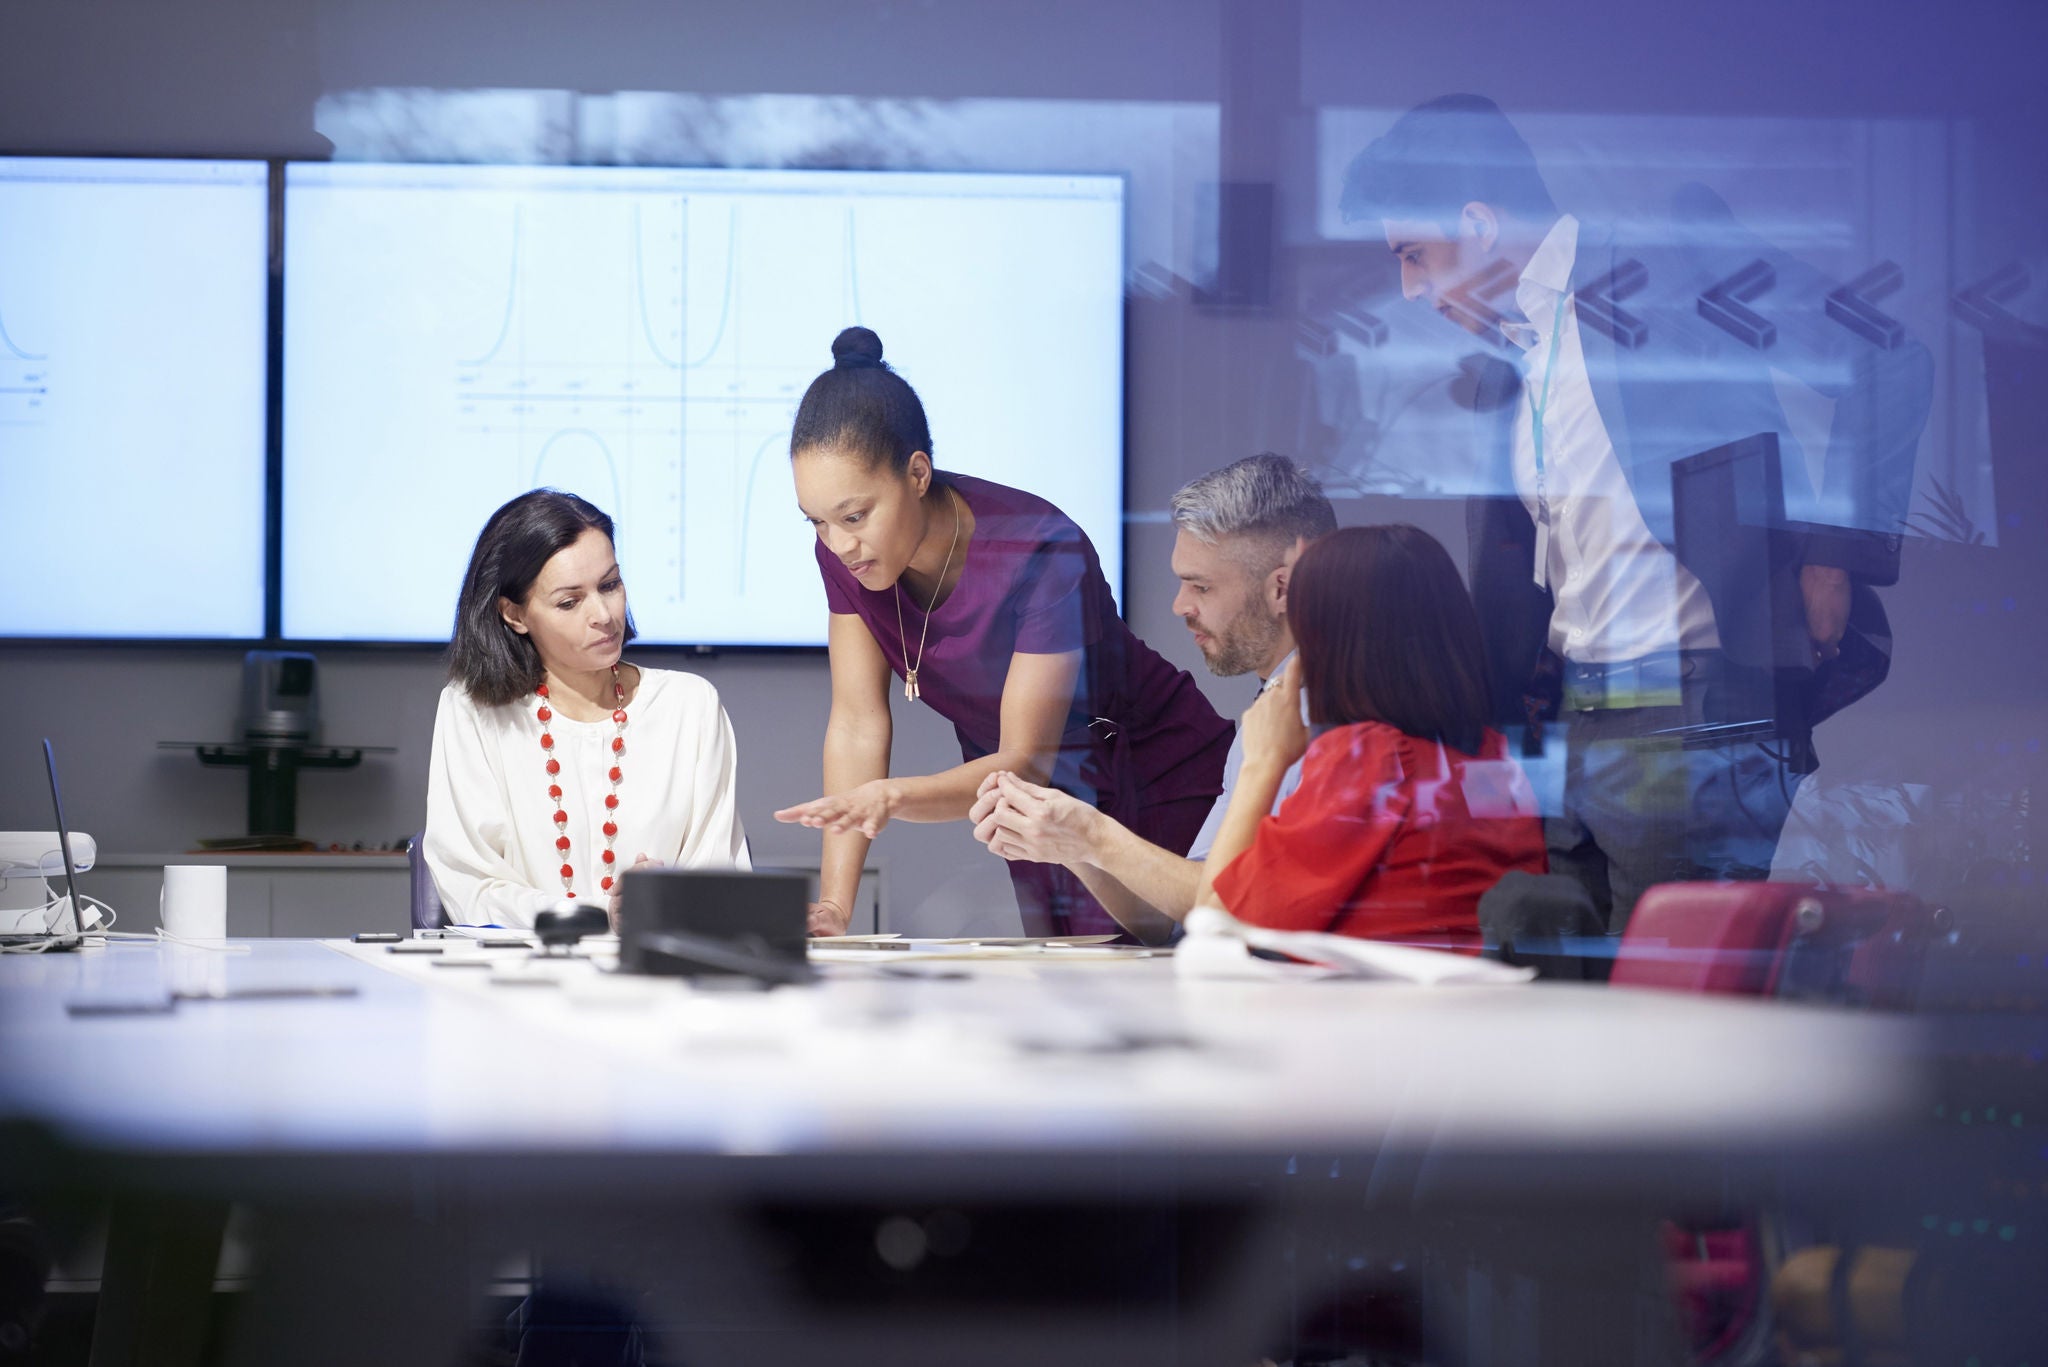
[969,453,1337,942]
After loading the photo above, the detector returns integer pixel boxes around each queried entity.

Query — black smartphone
[65,996,175,1017]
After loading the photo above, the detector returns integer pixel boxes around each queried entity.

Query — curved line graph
[684,205,739,369]
[736,427,792,593]
[461,207,523,367]
[633,201,738,371]
[0,305,46,361]
[632,204,683,369]
[530,427,624,517]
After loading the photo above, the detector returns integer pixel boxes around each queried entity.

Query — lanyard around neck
[1525,286,1570,589]
[1526,286,1570,482]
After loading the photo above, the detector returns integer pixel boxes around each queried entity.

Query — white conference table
[0,936,1932,1367]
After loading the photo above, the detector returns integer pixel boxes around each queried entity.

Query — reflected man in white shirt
[1341,94,1931,933]
[970,453,1336,943]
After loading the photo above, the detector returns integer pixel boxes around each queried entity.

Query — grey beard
[1202,613,1284,679]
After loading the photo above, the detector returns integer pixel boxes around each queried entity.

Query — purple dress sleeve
[1011,521,1092,657]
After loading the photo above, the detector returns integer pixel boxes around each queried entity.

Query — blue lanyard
[1525,288,1569,588]
[1527,287,1569,486]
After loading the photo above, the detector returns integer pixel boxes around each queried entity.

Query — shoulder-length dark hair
[447,489,635,707]
[1290,524,1493,756]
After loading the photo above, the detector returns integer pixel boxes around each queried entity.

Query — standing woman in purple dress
[775,328,1233,938]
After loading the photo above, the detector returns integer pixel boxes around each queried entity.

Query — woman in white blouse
[425,489,749,927]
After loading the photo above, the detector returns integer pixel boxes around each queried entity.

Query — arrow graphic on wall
[1579,259,1649,349]
[1440,258,1521,346]
[1826,261,1906,349]
[1296,316,1339,357]
[1951,262,2048,345]
[1333,304,1388,348]
[1698,258,1777,350]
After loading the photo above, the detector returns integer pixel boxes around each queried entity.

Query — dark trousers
[1546,651,1804,936]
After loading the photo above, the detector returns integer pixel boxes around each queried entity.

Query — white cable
[0,891,121,952]
[150,928,249,954]
[3,890,241,955]
[81,894,116,934]
[0,937,60,954]
[76,892,247,953]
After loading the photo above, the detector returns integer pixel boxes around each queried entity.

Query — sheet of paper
[1176,908,1534,986]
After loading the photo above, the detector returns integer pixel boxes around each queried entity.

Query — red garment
[1209,721,1547,948]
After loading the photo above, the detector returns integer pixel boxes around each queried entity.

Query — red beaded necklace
[536,664,628,898]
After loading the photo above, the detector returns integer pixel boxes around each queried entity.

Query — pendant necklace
[893,486,961,703]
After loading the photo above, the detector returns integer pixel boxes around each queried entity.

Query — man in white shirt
[1341,94,1930,933]
[969,453,1336,943]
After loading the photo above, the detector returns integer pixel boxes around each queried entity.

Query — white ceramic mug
[160,865,228,940]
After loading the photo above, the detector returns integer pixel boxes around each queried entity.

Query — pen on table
[66,985,361,1016]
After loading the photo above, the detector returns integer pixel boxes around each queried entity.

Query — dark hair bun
[831,326,886,370]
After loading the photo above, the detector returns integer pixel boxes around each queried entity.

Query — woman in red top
[1197,524,1546,948]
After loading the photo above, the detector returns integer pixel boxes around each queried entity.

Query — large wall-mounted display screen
[0,158,270,639]
[282,163,1125,645]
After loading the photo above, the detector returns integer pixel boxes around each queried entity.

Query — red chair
[1614,882,1937,1362]
[1614,882,1931,1007]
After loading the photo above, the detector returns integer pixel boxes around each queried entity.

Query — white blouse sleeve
[672,682,752,871]
[423,687,561,929]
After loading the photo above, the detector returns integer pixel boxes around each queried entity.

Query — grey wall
[4,0,2044,923]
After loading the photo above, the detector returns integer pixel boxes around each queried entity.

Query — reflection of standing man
[1342,94,1931,933]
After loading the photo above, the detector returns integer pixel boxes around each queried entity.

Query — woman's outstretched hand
[774,780,897,838]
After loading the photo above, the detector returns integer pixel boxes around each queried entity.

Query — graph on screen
[282,164,1125,644]
[0,158,270,639]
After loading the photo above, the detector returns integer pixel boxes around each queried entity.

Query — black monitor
[0,157,270,641]
[280,163,1127,646]
[1669,433,1813,745]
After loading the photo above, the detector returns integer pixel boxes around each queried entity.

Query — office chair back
[1477,870,1613,981]
[1613,882,1932,1008]
[406,832,446,931]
